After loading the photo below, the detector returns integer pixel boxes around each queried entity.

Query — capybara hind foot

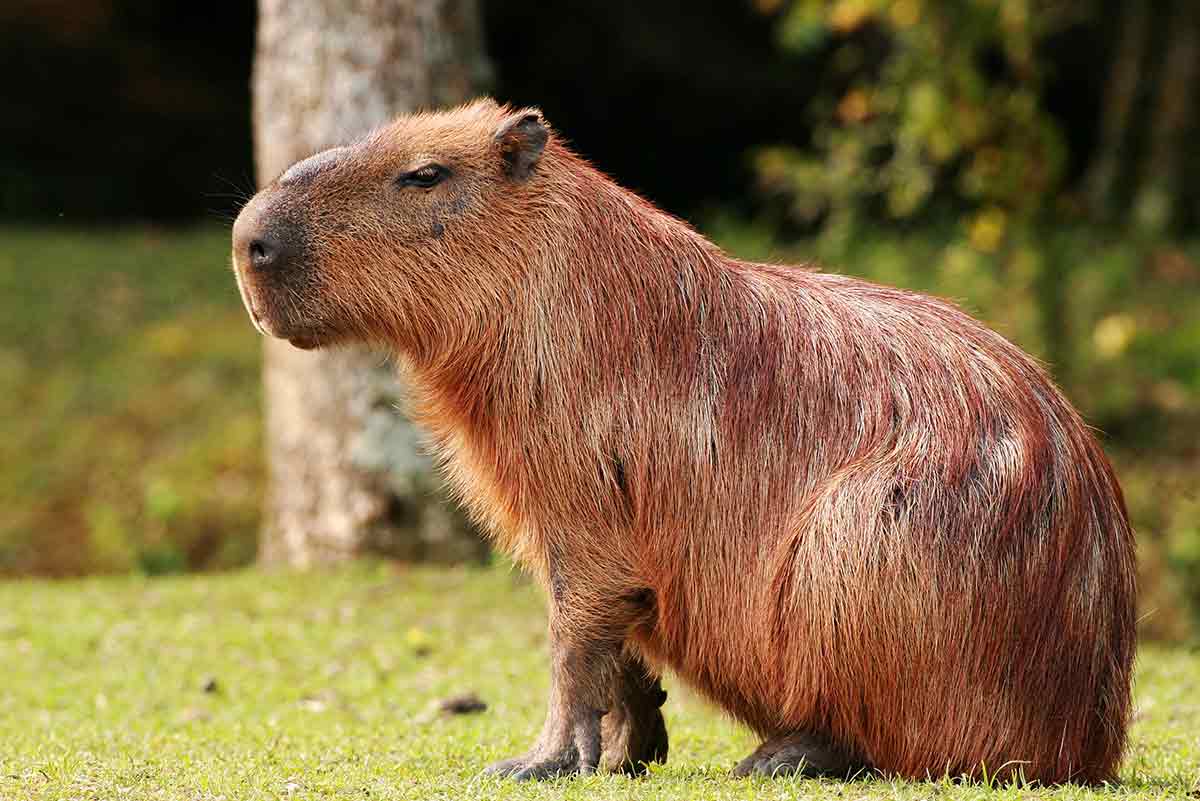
[732,731,864,779]
[600,668,669,774]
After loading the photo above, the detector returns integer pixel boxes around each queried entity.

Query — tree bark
[252,0,491,567]
[1083,0,1148,219]
[1133,0,1198,232]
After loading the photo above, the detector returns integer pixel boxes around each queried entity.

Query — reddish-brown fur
[232,99,1136,784]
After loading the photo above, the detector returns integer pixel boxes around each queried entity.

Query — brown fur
[232,99,1137,784]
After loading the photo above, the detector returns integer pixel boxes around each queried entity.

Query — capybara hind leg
[732,731,865,779]
[600,657,669,774]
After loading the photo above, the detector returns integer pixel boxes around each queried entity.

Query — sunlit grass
[0,563,1195,800]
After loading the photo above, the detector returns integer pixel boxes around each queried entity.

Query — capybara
[231,99,1136,784]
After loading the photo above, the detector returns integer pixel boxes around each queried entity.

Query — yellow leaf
[405,627,432,649]
[890,0,921,28]
[968,208,1008,253]
[837,89,871,123]
[829,0,874,32]
[1093,314,1137,359]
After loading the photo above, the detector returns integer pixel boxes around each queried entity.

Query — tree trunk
[252,0,491,567]
[1083,0,1147,220]
[1133,0,1199,232]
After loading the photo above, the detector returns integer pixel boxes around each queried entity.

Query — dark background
[1,0,1175,225]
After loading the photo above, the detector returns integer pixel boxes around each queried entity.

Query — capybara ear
[494,109,548,181]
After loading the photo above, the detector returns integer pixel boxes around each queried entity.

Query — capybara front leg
[484,636,607,780]
[486,555,649,781]
[600,656,669,774]
[732,731,866,779]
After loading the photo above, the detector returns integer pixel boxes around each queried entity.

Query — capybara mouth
[250,307,327,349]
[273,315,331,349]
[232,263,321,347]
[232,264,267,336]
[235,281,319,348]
[244,301,268,335]
[286,333,322,350]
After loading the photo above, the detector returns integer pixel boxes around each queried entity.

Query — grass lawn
[0,564,1196,800]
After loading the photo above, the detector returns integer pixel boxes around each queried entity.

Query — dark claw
[508,751,580,781]
[483,757,527,778]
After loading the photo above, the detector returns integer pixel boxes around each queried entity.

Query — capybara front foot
[484,748,586,781]
[732,731,864,779]
[600,670,669,774]
[485,706,603,780]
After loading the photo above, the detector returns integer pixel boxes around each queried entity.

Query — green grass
[0,564,1196,800]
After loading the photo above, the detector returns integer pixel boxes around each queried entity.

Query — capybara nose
[232,197,296,275]
[248,236,280,271]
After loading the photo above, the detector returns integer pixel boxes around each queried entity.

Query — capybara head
[231,99,549,351]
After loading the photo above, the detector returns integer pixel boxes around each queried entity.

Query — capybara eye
[397,164,449,189]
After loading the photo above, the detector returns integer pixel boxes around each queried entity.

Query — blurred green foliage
[757,0,1199,237]
[763,0,1066,243]
[0,228,261,576]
